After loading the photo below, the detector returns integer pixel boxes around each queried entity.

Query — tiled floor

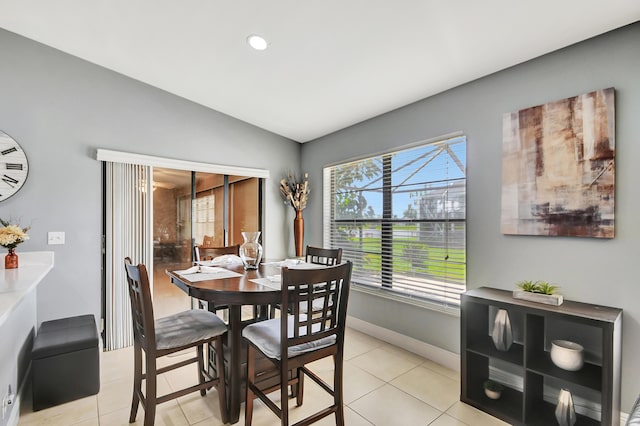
[18,262,508,425]
[18,326,509,426]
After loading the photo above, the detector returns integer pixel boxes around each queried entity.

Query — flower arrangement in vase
[0,218,30,269]
[279,172,309,257]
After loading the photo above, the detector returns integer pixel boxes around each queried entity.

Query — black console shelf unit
[461,287,622,425]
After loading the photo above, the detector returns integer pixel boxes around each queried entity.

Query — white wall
[302,22,640,410]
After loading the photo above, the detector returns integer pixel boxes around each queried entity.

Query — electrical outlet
[47,231,65,245]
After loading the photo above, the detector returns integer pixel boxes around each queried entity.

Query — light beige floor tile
[19,395,98,426]
[99,403,190,426]
[98,374,173,416]
[446,401,510,426]
[177,390,227,425]
[314,406,374,425]
[314,360,385,404]
[350,347,422,382]
[343,328,386,360]
[70,419,99,426]
[391,365,459,411]
[428,413,470,425]
[100,346,134,385]
[350,384,441,426]
[379,342,429,365]
[421,358,460,381]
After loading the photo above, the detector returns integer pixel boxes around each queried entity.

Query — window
[323,135,466,308]
[193,193,215,245]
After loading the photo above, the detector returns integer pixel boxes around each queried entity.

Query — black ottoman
[32,315,100,410]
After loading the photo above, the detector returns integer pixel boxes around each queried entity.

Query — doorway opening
[151,168,262,317]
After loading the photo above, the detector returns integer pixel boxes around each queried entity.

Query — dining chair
[194,244,240,262]
[243,261,353,426]
[123,258,228,426]
[305,245,342,266]
[193,244,242,317]
[270,246,344,318]
[202,235,215,247]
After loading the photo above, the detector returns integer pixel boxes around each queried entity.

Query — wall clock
[0,130,29,202]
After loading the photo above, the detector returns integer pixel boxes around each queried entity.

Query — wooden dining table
[167,261,284,424]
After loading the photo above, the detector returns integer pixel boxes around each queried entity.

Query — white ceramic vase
[555,388,577,426]
[491,309,513,351]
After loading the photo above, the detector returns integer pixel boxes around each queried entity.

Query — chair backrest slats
[281,262,352,352]
[124,257,156,350]
[305,246,342,266]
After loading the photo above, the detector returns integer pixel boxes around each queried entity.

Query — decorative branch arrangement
[279,172,309,211]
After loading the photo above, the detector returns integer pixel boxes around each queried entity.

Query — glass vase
[239,231,263,270]
[555,388,576,426]
[491,309,513,351]
[5,248,18,269]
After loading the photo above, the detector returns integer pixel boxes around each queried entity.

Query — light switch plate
[47,232,65,245]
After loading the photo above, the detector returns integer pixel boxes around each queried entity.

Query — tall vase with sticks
[280,172,309,257]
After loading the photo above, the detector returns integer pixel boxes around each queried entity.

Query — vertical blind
[104,162,153,350]
[323,135,466,307]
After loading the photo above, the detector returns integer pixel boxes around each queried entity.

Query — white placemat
[250,275,282,290]
[174,266,243,282]
[260,260,327,269]
[196,255,243,267]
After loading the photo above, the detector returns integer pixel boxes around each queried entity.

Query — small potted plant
[483,379,504,400]
[513,280,563,306]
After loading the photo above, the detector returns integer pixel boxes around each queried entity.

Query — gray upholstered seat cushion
[155,309,227,350]
[628,394,640,425]
[242,316,336,360]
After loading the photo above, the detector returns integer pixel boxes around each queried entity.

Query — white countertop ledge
[0,251,54,327]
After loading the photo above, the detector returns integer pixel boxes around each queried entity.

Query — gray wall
[302,22,640,410]
[0,27,301,405]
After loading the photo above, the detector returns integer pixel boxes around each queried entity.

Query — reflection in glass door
[152,168,192,317]
[152,169,262,317]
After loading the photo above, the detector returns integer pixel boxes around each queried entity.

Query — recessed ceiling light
[247,34,268,51]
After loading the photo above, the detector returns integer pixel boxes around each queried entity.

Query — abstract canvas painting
[501,88,615,238]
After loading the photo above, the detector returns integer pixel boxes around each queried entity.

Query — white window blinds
[104,162,153,350]
[323,135,466,307]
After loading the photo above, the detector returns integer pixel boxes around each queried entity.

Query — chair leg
[215,336,228,424]
[129,343,142,423]
[144,352,157,426]
[197,345,206,396]
[334,354,345,426]
[245,345,255,426]
[296,367,304,407]
[281,362,289,426]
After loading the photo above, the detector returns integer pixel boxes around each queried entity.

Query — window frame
[323,133,466,313]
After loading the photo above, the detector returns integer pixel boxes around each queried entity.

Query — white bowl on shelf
[550,340,584,371]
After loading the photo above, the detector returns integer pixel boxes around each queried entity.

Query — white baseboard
[346,315,460,371]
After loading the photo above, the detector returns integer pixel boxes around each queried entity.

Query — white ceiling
[1,1,638,142]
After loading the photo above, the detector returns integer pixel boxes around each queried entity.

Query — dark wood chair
[243,261,353,426]
[305,245,342,266]
[194,244,240,262]
[270,246,344,318]
[123,258,228,426]
[193,244,242,317]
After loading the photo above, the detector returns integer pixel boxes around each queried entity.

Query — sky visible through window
[341,136,466,219]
